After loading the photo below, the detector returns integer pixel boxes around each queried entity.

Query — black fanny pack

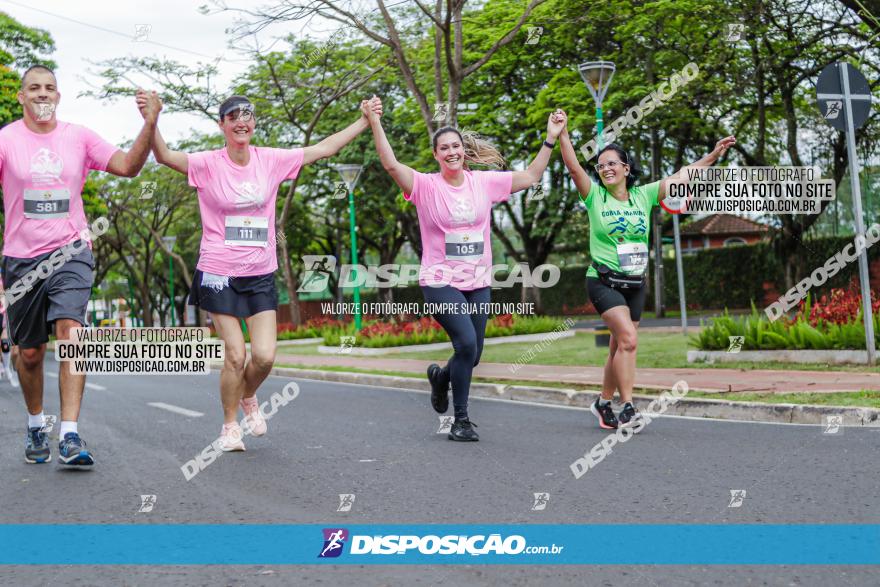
[592,262,646,289]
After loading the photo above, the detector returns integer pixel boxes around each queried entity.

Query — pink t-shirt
[188,146,304,277]
[0,120,119,258]
[405,169,513,290]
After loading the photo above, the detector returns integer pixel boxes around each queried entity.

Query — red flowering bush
[490,313,515,328]
[322,313,567,348]
[360,315,443,339]
[800,288,880,326]
[303,316,347,330]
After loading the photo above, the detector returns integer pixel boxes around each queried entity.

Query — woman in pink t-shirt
[151,95,373,451]
[363,96,565,441]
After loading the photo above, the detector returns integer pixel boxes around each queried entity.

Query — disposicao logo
[318,528,348,558]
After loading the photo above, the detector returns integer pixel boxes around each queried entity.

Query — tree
[222,0,548,137]
[0,11,55,127]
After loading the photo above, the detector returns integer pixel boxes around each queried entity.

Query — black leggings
[420,285,491,418]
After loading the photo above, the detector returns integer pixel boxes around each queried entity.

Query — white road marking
[44,371,106,390]
[147,402,204,418]
[358,459,377,462]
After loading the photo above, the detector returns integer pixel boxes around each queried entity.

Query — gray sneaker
[25,427,51,463]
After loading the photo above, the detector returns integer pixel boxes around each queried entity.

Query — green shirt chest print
[582,180,661,277]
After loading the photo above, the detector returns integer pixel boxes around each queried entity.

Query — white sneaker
[240,397,267,436]
[218,423,245,452]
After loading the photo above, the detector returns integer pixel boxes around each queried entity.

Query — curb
[264,366,880,427]
[688,349,871,366]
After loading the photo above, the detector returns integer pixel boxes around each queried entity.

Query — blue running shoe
[25,427,51,463]
[58,432,94,466]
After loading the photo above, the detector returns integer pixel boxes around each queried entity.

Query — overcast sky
[0,0,322,145]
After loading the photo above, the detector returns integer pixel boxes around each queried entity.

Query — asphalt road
[0,358,877,586]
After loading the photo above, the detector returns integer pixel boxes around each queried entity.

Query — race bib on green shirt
[617,242,648,275]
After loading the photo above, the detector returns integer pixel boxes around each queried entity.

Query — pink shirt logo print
[234,181,263,208]
[30,148,63,184]
[450,194,476,225]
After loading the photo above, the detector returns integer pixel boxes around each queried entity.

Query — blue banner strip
[0,525,878,565]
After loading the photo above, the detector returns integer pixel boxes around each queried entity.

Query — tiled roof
[675,214,770,236]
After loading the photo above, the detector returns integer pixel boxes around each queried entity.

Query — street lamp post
[162,235,177,327]
[577,61,616,148]
[335,164,364,330]
[124,255,139,327]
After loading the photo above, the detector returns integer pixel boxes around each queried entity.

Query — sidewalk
[274,352,879,394]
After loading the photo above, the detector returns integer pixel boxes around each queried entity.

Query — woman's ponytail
[432,126,506,170]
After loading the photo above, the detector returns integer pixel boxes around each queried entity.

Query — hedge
[661,236,880,310]
[345,235,880,314]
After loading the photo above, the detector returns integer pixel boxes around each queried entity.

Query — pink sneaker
[240,396,267,436]
[219,422,245,451]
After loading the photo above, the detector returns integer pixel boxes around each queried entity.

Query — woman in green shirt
[559,121,735,430]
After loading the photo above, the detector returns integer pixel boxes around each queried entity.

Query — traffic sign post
[816,62,875,364]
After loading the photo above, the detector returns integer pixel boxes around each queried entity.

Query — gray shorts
[2,241,94,349]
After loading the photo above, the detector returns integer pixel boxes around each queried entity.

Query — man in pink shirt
[0,65,161,466]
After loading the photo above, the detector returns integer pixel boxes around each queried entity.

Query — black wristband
[543,140,555,150]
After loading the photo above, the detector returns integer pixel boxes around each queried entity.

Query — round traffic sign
[815,62,872,132]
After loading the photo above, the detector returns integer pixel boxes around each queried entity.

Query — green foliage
[0,12,56,127]
[662,236,880,310]
[692,304,880,351]
[0,12,55,69]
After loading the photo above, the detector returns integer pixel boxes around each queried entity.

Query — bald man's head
[20,65,56,88]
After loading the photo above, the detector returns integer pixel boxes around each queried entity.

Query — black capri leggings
[420,285,491,417]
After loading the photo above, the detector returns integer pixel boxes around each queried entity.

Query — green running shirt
[582,180,660,278]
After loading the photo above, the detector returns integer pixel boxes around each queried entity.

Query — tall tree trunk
[139,283,153,327]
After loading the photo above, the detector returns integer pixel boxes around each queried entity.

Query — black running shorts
[2,242,94,349]
[587,276,646,322]
[189,270,277,318]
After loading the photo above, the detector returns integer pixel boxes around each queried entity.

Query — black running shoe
[618,403,642,429]
[58,432,94,466]
[427,363,450,414]
[590,398,618,429]
[448,418,479,441]
[25,427,51,464]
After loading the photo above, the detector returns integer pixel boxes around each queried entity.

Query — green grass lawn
[276,331,880,373]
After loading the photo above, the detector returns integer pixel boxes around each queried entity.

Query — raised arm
[510,109,566,193]
[363,96,415,195]
[658,136,736,201]
[559,125,592,197]
[105,89,161,178]
[302,110,370,166]
[151,124,189,175]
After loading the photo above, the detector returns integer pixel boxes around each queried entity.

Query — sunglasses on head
[221,103,255,122]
